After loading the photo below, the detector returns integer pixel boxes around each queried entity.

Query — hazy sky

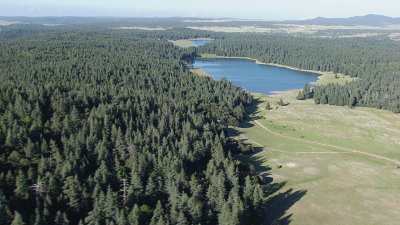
[2,0,400,20]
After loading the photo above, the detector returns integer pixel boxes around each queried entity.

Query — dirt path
[268,149,353,154]
[245,139,352,155]
[254,120,400,165]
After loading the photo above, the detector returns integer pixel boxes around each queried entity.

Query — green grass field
[236,91,400,225]
[314,72,356,85]
[170,39,195,48]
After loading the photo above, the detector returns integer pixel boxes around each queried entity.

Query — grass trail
[238,91,400,225]
[254,120,400,165]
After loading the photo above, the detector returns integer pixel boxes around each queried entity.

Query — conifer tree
[150,201,164,225]
[15,170,29,200]
[0,191,10,225]
[128,204,140,225]
[11,211,25,225]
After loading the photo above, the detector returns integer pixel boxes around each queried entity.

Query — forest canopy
[0,29,266,225]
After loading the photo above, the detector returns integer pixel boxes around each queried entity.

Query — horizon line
[0,13,398,22]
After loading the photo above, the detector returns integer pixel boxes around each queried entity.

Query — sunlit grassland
[170,39,195,48]
[315,72,356,85]
[190,68,211,77]
[236,91,400,225]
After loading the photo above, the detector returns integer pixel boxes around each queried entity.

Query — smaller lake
[194,58,318,94]
[191,39,211,47]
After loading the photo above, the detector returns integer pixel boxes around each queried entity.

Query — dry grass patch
[190,68,211,77]
[113,26,167,31]
[236,91,400,225]
[0,20,19,26]
[170,39,195,48]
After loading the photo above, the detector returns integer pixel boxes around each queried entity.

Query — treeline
[0,23,222,42]
[199,34,400,112]
[312,72,400,111]
[0,31,267,225]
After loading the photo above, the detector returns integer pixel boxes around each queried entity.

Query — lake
[194,58,318,94]
[191,39,211,47]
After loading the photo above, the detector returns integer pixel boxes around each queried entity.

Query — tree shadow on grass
[263,189,307,225]
[231,96,307,225]
[244,147,307,225]
[240,97,264,128]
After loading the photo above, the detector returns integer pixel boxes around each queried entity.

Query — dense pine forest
[199,34,400,112]
[2,18,400,225]
[0,30,268,225]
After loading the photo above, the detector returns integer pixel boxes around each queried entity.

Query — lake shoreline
[190,68,212,78]
[171,38,213,48]
[197,54,355,86]
[190,57,319,95]
[190,37,214,41]
[199,54,323,76]
[191,66,299,97]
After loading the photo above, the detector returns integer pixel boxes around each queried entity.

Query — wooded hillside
[0,31,266,225]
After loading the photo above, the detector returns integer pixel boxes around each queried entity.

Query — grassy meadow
[170,39,195,48]
[236,90,400,225]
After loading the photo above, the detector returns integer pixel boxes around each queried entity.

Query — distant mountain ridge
[1,14,400,27]
[287,14,400,26]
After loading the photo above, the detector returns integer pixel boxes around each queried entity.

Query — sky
[1,0,400,20]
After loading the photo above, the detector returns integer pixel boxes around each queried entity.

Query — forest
[199,34,400,112]
[2,19,400,225]
[0,29,267,225]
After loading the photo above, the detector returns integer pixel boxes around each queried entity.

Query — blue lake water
[194,58,318,94]
[191,39,211,47]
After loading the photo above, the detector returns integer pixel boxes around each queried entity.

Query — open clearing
[113,26,168,31]
[188,24,400,34]
[190,68,211,77]
[0,20,19,26]
[187,25,400,40]
[170,39,196,48]
[236,91,400,225]
[171,38,213,48]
